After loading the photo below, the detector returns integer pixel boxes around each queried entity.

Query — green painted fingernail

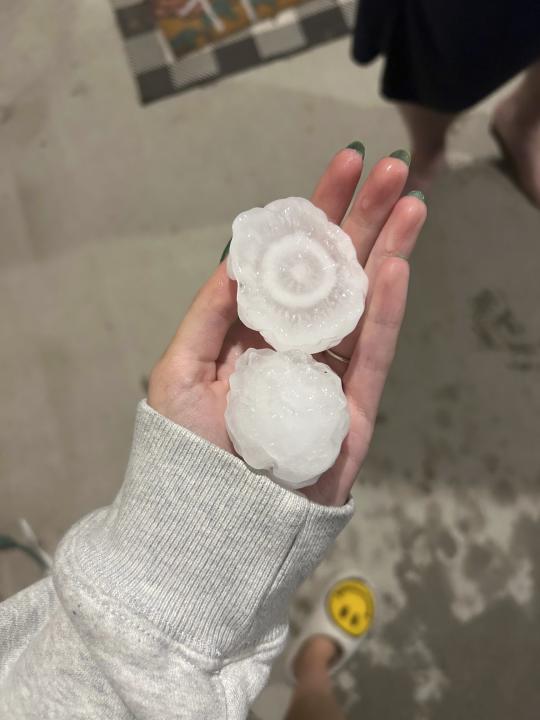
[346,141,365,157]
[390,149,411,166]
[219,238,232,263]
[407,190,426,204]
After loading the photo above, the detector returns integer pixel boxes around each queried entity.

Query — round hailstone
[227,197,368,354]
[225,348,350,489]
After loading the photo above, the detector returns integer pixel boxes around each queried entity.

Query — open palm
[148,147,426,506]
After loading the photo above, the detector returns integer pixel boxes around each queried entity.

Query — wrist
[55,401,354,656]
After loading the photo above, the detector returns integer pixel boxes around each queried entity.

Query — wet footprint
[471,289,540,371]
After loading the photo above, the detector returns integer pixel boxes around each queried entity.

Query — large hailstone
[225,348,350,489]
[227,197,368,354]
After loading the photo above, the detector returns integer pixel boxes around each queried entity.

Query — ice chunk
[227,197,368,354]
[225,348,350,489]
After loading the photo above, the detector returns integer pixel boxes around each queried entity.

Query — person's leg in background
[399,58,540,202]
[396,103,457,190]
[492,59,540,206]
[353,0,540,202]
[284,635,346,720]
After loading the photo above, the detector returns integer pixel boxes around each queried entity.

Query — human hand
[148,146,427,506]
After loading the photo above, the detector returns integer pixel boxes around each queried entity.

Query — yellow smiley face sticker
[326,577,375,637]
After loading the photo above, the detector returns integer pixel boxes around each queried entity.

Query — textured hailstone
[227,197,368,354]
[225,348,350,489]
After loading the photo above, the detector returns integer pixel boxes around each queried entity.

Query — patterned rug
[111,0,355,103]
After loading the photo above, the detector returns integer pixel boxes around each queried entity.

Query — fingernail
[346,141,365,157]
[219,238,232,263]
[390,149,411,166]
[407,190,426,204]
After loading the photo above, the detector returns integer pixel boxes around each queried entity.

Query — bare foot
[491,94,540,208]
[397,102,456,193]
[293,635,341,685]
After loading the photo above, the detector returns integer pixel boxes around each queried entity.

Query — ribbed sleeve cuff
[57,401,353,656]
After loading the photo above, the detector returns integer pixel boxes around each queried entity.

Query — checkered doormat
[111,0,356,104]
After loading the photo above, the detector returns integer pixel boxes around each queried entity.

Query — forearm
[1,401,353,719]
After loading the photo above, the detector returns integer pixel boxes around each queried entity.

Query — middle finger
[331,191,427,361]
[342,151,410,266]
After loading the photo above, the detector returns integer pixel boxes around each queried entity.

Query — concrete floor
[1,2,540,718]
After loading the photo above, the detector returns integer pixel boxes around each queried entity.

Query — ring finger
[328,193,427,364]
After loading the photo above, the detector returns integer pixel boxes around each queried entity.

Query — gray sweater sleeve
[0,400,353,719]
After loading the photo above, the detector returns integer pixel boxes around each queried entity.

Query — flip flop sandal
[285,569,376,684]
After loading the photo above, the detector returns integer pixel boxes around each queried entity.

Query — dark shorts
[353,0,540,112]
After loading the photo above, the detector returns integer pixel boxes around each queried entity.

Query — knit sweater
[0,401,353,719]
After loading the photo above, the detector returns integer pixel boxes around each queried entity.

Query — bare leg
[397,103,458,191]
[492,59,540,206]
[284,635,346,720]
